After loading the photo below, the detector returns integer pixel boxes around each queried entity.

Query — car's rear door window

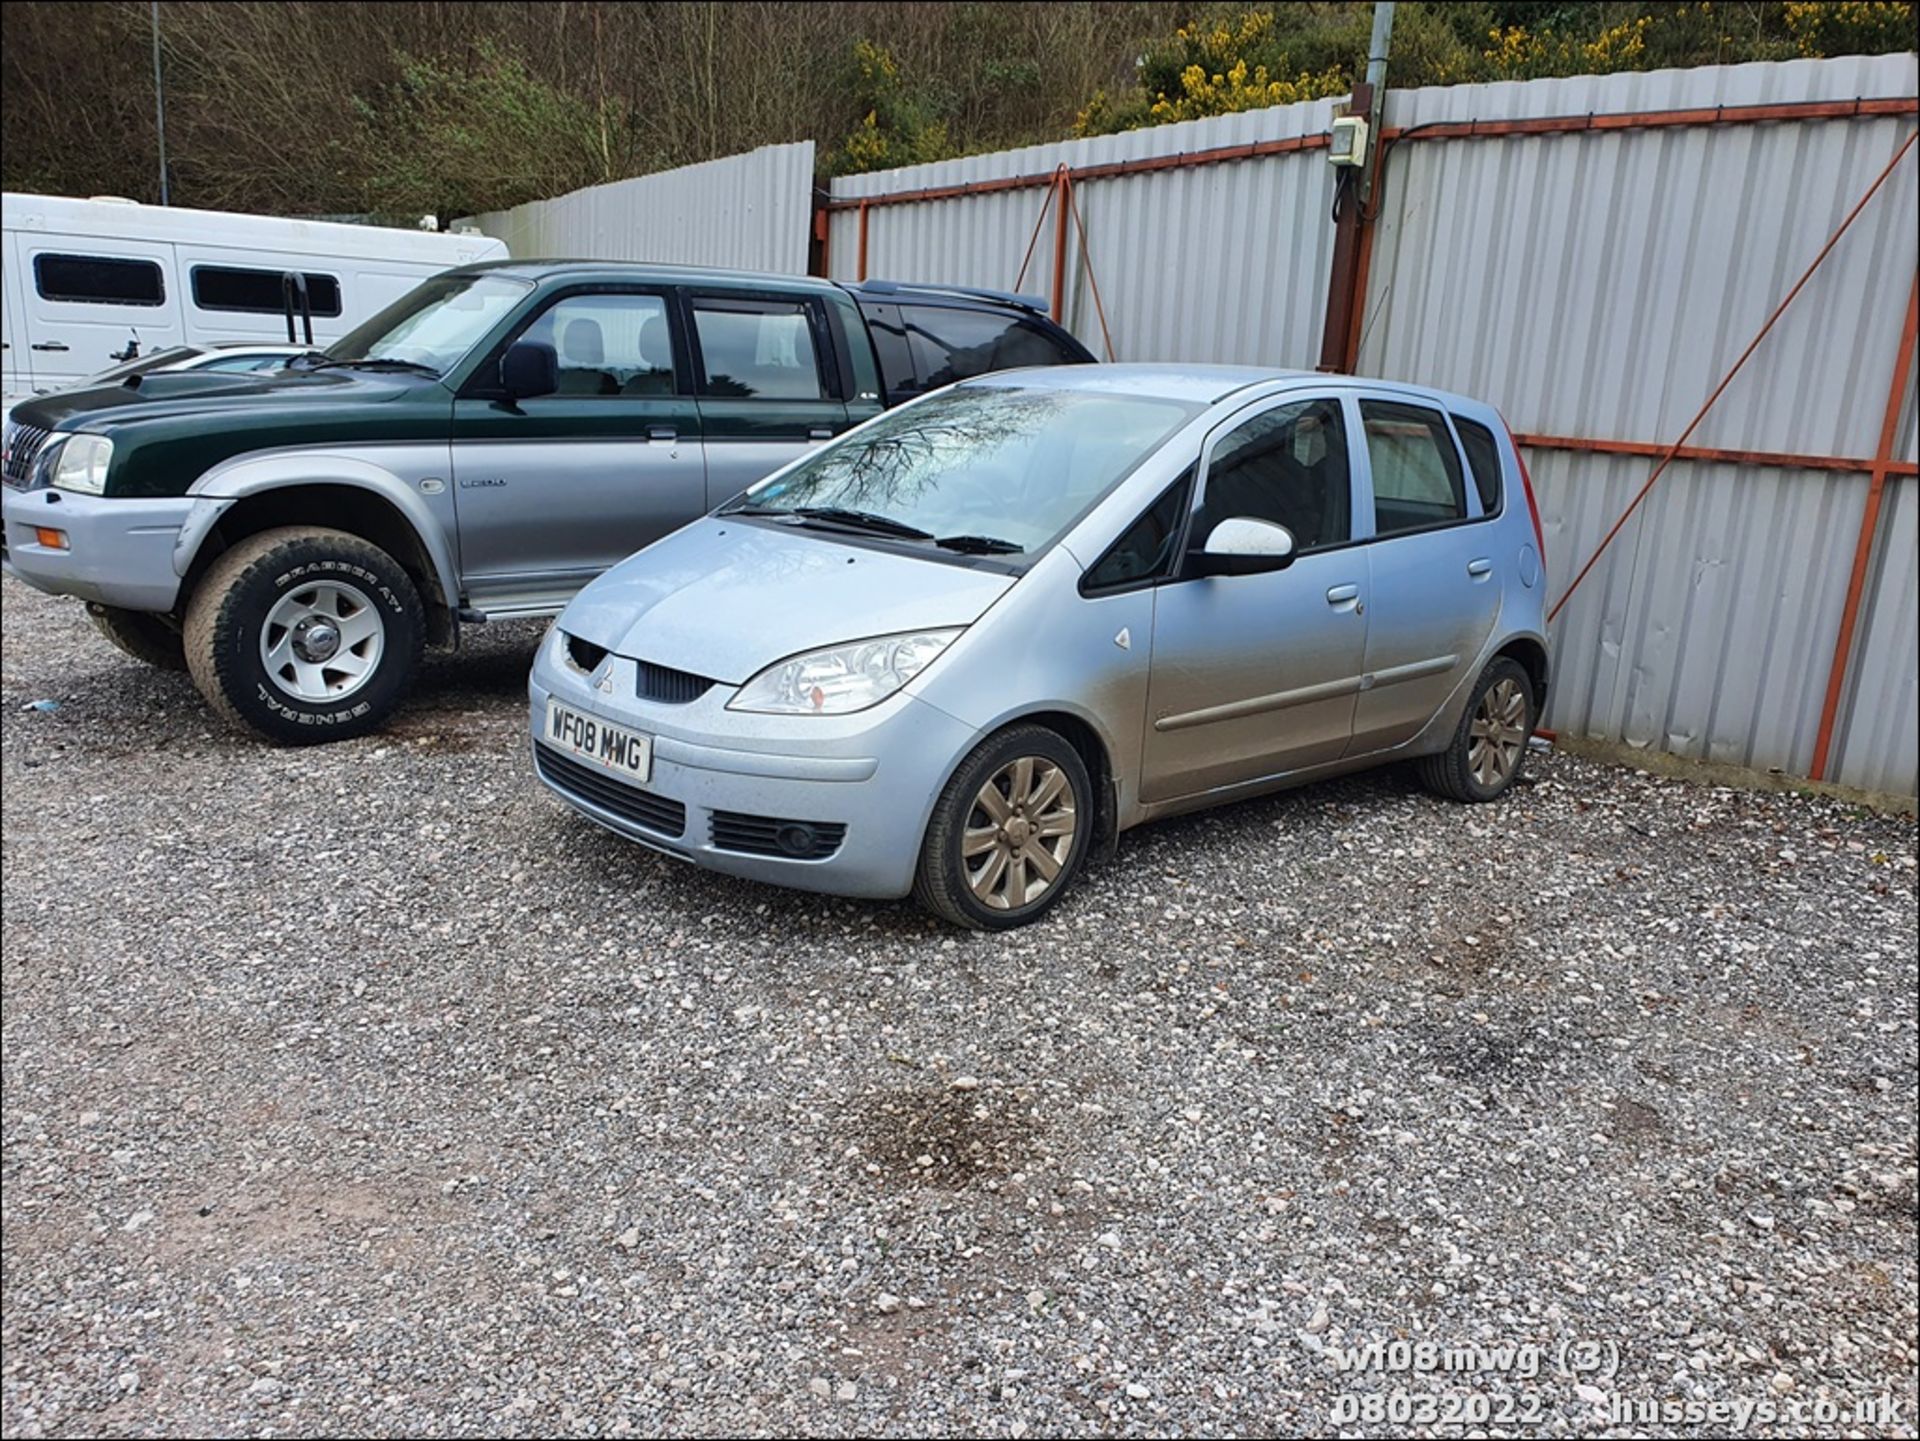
[1195,398,1351,552]
[690,297,829,400]
[1361,400,1467,537]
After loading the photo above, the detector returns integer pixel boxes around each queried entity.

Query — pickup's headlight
[728,629,962,715]
[49,434,113,494]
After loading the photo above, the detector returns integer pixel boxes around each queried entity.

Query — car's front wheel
[914,723,1091,930]
[183,526,424,745]
[86,603,187,671]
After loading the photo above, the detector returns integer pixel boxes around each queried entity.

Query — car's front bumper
[527,631,978,900]
[0,485,193,611]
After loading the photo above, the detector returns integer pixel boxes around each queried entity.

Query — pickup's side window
[690,298,829,400]
[516,293,676,397]
[898,305,1079,395]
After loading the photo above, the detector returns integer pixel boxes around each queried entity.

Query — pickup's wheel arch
[181,481,455,646]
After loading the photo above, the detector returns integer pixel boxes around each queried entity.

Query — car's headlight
[728,629,962,715]
[49,434,113,494]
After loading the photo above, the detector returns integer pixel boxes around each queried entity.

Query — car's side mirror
[1188,517,1298,577]
[500,340,557,400]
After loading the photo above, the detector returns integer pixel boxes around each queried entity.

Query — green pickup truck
[1,261,1091,742]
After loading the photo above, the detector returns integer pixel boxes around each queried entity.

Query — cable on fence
[1545,127,1918,626]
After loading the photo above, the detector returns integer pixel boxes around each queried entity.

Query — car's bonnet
[560,517,1017,683]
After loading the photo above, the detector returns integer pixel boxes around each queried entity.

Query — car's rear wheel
[86,603,187,671]
[1418,656,1535,802]
[183,526,424,745]
[914,723,1091,930]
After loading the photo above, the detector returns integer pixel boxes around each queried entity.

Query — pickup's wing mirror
[1188,517,1298,577]
[500,340,557,400]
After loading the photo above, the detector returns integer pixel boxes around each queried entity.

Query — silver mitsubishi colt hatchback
[529,366,1550,929]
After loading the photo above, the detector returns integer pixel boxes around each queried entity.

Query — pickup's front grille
[2,423,52,488]
[535,742,686,839]
[710,810,847,860]
[636,660,714,705]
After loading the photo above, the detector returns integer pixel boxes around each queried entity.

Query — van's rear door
[18,235,184,389]
[2,231,29,398]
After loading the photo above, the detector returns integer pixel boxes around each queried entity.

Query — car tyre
[87,603,188,671]
[184,526,424,745]
[914,723,1092,930]
[1417,656,1535,802]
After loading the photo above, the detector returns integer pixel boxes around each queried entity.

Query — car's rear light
[1502,415,1547,572]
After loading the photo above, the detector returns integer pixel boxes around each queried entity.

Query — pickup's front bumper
[0,485,195,612]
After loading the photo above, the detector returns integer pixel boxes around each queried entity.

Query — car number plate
[545,700,652,783]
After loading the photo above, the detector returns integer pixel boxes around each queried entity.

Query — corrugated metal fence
[466,142,815,273]
[825,55,1918,796]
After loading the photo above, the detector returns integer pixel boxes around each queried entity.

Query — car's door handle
[1326,583,1361,606]
[808,427,835,440]
[1467,558,1493,577]
[647,426,677,442]
[31,342,69,352]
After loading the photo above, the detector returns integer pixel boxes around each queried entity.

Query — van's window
[1361,400,1467,536]
[1196,398,1351,552]
[895,306,1079,397]
[1453,414,1504,518]
[516,293,675,397]
[728,385,1199,558]
[328,272,532,376]
[34,254,164,306]
[191,266,342,317]
[691,299,827,401]
[1083,474,1193,591]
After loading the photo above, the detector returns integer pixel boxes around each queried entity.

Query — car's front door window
[517,293,677,398]
[1191,398,1351,555]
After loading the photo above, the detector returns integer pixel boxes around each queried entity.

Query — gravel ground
[2,573,1916,1439]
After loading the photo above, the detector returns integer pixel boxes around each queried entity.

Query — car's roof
[452,258,845,293]
[969,363,1498,414]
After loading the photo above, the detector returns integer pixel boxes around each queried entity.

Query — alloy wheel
[1468,676,1528,788]
[260,580,385,701]
[962,755,1078,911]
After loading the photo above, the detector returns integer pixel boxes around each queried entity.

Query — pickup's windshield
[727,384,1199,556]
[326,273,533,376]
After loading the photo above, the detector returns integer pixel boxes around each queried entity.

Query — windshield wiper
[308,357,440,376]
[933,534,1023,555]
[788,506,934,541]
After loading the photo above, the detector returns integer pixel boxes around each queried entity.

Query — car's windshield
[730,384,1199,555]
[83,346,203,385]
[326,273,533,375]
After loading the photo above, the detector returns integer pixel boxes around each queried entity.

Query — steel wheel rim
[962,756,1077,911]
[260,580,385,702]
[1468,677,1528,788]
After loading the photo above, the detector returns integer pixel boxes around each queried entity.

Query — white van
[2,194,508,399]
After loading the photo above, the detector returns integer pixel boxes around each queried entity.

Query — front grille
[636,660,714,705]
[711,810,847,860]
[535,742,686,839]
[2,423,52,488]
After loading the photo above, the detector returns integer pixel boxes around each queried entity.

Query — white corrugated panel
[827,99,1346,366]
[464,143,815,272]
[1362,55,1918,794]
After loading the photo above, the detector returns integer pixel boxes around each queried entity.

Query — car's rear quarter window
[1452,414,1505,519]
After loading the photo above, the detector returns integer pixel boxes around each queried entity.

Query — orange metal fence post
[1050,167,1070,324]
[856,200,870,282]
[1810,274,1920,782]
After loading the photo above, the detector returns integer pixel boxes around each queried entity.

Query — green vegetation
[2,1,1911,220]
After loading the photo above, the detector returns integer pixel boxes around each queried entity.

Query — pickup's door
[18,236,185,389]
[451,286,704,613]
[1139,394,1371,803]
[684,291,850,506]
[1347,397,1503,755]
